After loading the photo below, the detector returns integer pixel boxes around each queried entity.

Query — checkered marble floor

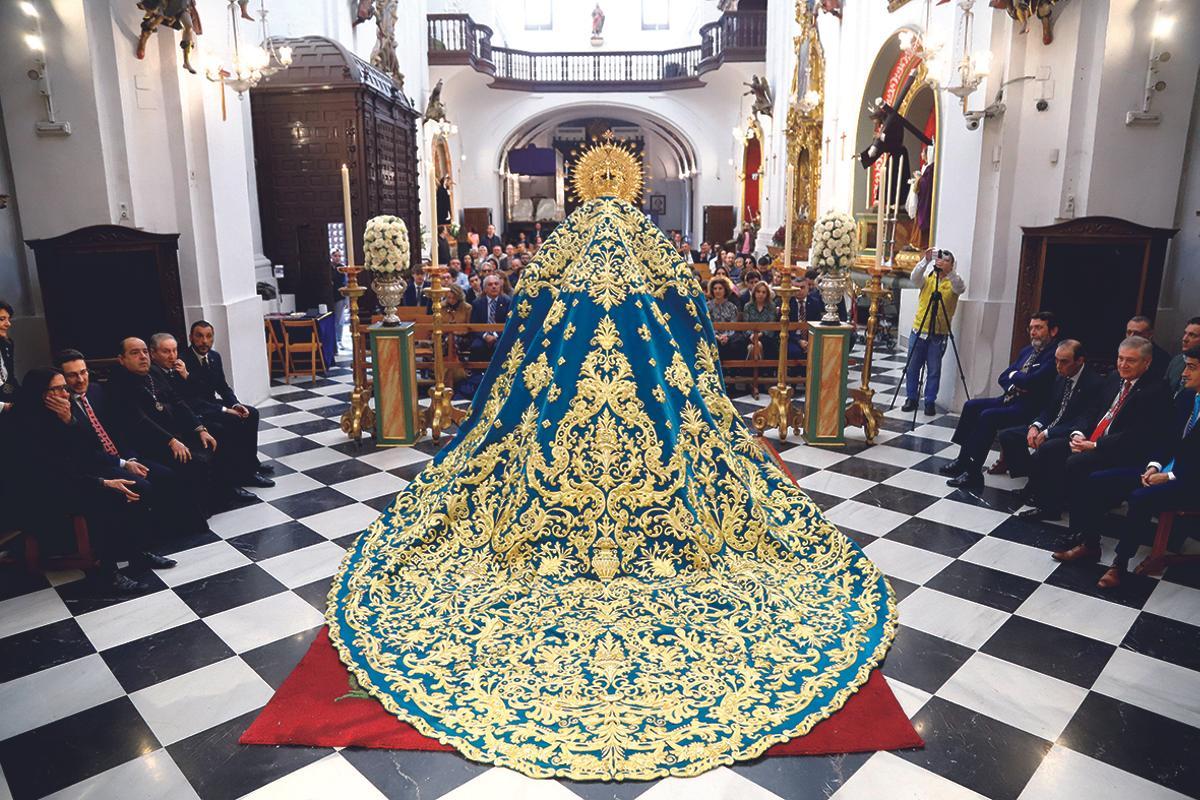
[2,348,1199,800]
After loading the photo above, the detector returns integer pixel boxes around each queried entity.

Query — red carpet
[241,439,921,757]
[241,628,922,756]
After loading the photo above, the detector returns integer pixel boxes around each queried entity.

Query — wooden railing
[427,11,766,91]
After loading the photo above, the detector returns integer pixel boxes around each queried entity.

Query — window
[524,0,552,30]
[642,0,669,30]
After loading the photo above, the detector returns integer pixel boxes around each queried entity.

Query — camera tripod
[889,265,970,430]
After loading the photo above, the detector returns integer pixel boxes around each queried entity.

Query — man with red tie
[1020,337,1172,523]
[1061,346,1200,586]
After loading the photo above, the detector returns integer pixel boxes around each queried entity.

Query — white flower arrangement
[809,211,858,272]
[363,215,411,276]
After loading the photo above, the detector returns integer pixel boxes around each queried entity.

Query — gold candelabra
[753,260,805,440]
[338,264,375,442]
[423,263,466,442]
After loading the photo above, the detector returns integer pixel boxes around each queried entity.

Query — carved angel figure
[743,75,774,119]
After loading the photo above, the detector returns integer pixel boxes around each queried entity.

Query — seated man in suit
[55,349,184,572]
[1126,315,1171,383]
[148,333,258,503]
[1165,316,1200,395]
[997,339,1103,480]
[941,312,1060,488]
[181,321,274,488]
[469,275,510,363]
[402,264,430,308]
[1023,336,1172,526]
[108,336,221,527]
[1065,345,1200,588]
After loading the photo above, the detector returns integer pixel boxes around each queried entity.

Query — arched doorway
[853,31,941,263]
[738,118,764,229]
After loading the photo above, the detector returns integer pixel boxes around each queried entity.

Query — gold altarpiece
[785,3,824,262]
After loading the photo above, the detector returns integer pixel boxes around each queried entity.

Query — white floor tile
[298,504,382,540]
[825,500,910,536]
[959,537,1060,582]
[796,470,876,499]
[631,767,787,800]
[831,751,988,800]
[882,469,956,498]
[274,448,350,473]
[207,503,292,539]
[330,471,408,502]
[41,748,200,800]
[863,538,955,585]
[917,498,1010,535]
[309,383,354,396]
[357,446,437,470]
[1142,580,1200,626]
[204,591,325,653]
[777,444,849,470]
[439,767,582,799]
[238,753,387,800]
[908,424,956,443]
[1015,584,1140,646]
[74,591,198,651]
[262,411,323,427]
[0,653,124,740]
[886,676,933,720]
[897,587,1010,649]
[854,444,931,468]
[937,652,1088,740]
[128,657,273,746]
[1018,744,1192,800]
[0,588,70,639]
[247,472,325,502]
[289,395,344,411]
[256,427,299,445]
[156,541,253,588]
[304,427,354,446]
[258,541,347,589]
[1092,648,1200,728]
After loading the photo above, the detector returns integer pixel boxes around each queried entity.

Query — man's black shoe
[229,486,258,501]
[901,399,919,413]
[938,459,966,476]
[242,474,276,489]
[1017,507,1061,521]
[947,471,984,489]
[924,403,937,416]
[133,551,177,570]
[108,572,152,593]
[257,463,276,475]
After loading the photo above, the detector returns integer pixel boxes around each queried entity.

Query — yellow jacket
[910,260,964,336]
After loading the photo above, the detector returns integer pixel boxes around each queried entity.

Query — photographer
[902,248,966,415]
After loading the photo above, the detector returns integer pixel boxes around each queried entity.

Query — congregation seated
[707,276,744,366]
[469,275,510,363]
[402,265,431,308]
[179,321,275,489]
[997,339,1104,480]
[741,281,779,363]
[939,312,1060,488]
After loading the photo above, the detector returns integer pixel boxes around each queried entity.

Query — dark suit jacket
[469,294,511,351]
[107,365,203,452]
[998,343,1058,409]
[1148,390,1200,486]
[479,234,502,251]
[1079,372,1173,463]
[1032,364,1106,439]
[402,281,432,308]
[1147,341,1171,384]
[65,383,137,475]
[181,348,239,416]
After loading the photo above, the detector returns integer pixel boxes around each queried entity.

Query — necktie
[78,395,119,457]
[488,298,496,324]
[1162,395,1200,474]
[1048,376,1076,429]
[1090,380,1133,441]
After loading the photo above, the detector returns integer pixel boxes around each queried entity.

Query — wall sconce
[1127,9,1173,126]
[943,0,993,114]
[20,2,71,135]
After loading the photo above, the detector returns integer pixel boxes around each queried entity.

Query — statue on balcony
[135,0,201,74]
[424,79,447,124]
[991,0,1059,45]
[590,4,605,45]
[744,75,774,119]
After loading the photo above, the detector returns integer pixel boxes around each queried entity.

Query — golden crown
[569,130,645,203]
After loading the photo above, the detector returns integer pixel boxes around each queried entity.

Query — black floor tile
[257,437,324,459]
[885,434,949,455]
[881,626,974,694]
[910,454,958,475]
[989,515,1072,552]
[887,575,921,603]
[885,518,983,558]
[980,615,1117,688]
[268,487,358,519]
[282,418,343,436]
[825,457,905,482]
[333,531,364,550]
[1120,613,1200,672]
[925,560,1040,613]
[240,625,323,690]
[945,484,1026,514]
[1059,693,1200,797]
[167,709,333,800]
[842,527,879,549]
[101,619,235,693]
[54,574,170,616]
[303,459,382,486]
[227,522,328,562]
[802,488,844,512]
[173,563,288,618]
[0,617,95,683]
[362,493,397,512]
[341,749,491,800]
[0,698,160,800]
[292,576,335,613]
[898,696,1052,800]
[258,403,301,418]
[1045,561,1158,609]
[852,484,938,516]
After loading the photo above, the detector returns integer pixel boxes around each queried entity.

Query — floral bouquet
[809,211,857,272]
[364,215,412,277]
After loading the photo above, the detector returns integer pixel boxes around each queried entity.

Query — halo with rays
[568,130,645,203]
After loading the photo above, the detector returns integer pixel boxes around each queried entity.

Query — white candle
[341,163,354,269]
[783,161,795,272]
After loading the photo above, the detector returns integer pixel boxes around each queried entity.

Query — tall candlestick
[423,124,440,271]
[341,163,355,269]
[783,160,795,270]
[873,155,889,274]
